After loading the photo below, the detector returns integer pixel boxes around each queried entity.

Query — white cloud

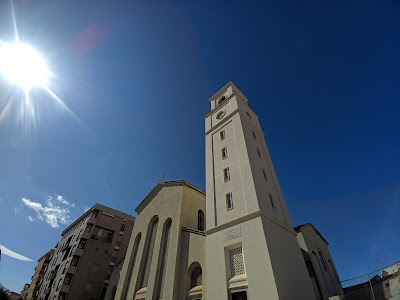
[56,195,75,207]
[0,244,33,262]
[21,195,76,228]
[84,206,90,212]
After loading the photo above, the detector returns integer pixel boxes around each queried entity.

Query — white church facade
[108,82,342,300]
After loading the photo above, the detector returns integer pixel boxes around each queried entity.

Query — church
[107,82,343,300]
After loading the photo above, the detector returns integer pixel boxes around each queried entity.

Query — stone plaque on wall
[223,226,241,242]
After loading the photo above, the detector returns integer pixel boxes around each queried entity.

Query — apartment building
[37,204,134,300]
[27,249,54,300]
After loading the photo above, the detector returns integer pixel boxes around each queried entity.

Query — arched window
[137,217,159,289]
[122,233,141,299]
[155,219,172,299]
[198,210,204,231]
[191,266,203,288]
[312,251,329,297]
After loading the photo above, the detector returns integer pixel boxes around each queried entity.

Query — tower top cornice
[208,81,249,104]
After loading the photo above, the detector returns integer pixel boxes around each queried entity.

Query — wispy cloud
[21,195,76,228]
[56,195,75,207]
[84,206,90,212]
[0,244,33,262]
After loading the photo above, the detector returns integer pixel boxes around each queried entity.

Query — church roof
[294,223,329,246]
[135,180,205,214]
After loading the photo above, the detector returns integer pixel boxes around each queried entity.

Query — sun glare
[0,42,51,90]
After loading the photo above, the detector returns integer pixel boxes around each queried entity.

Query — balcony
[60,284,71,293]
[67,266,77,275]
[81,231,91,240]
[75,248,84,256]
[87,216,97,224]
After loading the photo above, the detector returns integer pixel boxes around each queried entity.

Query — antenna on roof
[160,174,165,182]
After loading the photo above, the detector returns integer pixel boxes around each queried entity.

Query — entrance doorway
[232,291,247,300]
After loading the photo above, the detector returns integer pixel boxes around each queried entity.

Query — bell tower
[204,82,314,299]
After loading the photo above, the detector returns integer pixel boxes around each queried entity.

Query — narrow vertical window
[226,193,233,210]
[257,148,261,158]
[122,233,141,300]
[155,220,172,299]
[198,210,205,231]
[318,250,328,271]
[252,131,256,139]
[138,218,158,289]
[120,223,125,232]
[262,169,268,181]
[222,147,228,159]
[223,168,230,182]
[220,130,225,140]
[269,194,275,209]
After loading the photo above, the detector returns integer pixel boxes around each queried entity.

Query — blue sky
[1,0,399,293]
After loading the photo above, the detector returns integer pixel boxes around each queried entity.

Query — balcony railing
[60,284,71,293]
[75,248,84,256]
[67,266,77,275]
[81,232,91,240]
[87,216,97,224]
[90,234,113,244]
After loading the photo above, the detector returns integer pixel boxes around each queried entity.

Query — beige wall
[116,182,206,300]
[205,215,315,300]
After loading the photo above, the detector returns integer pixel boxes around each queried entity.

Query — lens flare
[0,42,51,89]
[0,0,89,135]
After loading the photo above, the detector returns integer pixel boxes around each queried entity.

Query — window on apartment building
[71,256,79,267]
[252,131,256,139]
[120,223,126,232]
[220,130,225,141]
[257,148,261,158]
[222,147,228,159]
[269,194,275,209]
[223,167,230,182]
[77,239,86,249]
[262,169,268,181]
[226,193,233,210]
[107,232,114,243]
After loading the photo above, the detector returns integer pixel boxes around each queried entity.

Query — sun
[0,42,51,90]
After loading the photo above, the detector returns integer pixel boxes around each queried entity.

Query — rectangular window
[226,193,233,210]
[223,167,230,182]
[262,169,268,181]
[222,147,228,159]
[252,131,256,139]
[220,130,225,141]
[269,194,275,209]
[257,148,261,158]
